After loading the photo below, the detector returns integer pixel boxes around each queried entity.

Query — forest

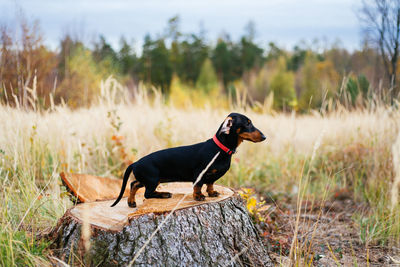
[0,15,394,111]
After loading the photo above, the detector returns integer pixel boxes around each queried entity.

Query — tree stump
[50,173,272,266]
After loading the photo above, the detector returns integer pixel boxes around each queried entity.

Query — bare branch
[359,0,400,95]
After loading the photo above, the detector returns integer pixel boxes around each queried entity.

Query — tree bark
[49,181,271,266]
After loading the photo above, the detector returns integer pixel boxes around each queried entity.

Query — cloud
[0,0,361,50]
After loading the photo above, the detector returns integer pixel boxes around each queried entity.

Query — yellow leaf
[247,197,257,213]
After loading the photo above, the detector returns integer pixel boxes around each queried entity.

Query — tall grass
[0,77,399,265]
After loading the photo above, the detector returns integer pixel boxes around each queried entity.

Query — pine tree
[196,58,219,94]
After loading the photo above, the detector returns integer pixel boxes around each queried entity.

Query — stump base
[51,174,272,266]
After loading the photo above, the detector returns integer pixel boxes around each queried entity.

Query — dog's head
[218,113,266,143]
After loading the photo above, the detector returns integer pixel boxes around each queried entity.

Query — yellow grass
[0,78,399,265]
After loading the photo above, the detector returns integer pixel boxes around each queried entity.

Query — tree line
[0,10,398,111]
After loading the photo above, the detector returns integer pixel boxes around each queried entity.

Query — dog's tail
[111,164,134,207]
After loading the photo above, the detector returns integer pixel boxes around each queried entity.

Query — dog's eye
[247,120,251,125]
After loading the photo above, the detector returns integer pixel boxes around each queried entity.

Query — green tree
[58,34,85,79]
[212,37,241,88]
[178,35,209,84]
[346,77,359,105]
[239,37,264,71]
[240,21,264,71]
[140,35,172,92]
[166,16,182,77]
[269,57,296,110]
[357,74,370,97]
[287,45,307,71]
[118,37,140,80]
[196,58,219,94]
[345,74,370,106]
[266,42,285,61]
[93,35,120,74]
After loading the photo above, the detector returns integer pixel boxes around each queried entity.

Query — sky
[0,0,362,52]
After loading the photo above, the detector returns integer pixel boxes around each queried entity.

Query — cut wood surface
[70,182,234,231]
[51,173,272,266]
[60,172,130,202]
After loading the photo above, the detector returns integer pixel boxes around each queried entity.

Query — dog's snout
[259,131,266,141]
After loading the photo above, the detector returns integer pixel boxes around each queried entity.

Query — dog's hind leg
[144,181,172,199]
[128,181,144,208]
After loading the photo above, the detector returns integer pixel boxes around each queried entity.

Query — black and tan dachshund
[111,113,266,208]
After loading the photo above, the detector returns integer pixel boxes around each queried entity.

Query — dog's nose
[260,133,266,141]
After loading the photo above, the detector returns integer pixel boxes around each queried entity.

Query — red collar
[213,135,235,155]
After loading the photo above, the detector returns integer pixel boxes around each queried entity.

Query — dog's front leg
[193,184,206,201]
[206,183,220,197]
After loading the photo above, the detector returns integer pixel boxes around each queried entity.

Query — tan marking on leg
[193,184,205,201]
[128,181,140,208]
[206,184,214,194]
[207,183,220,197]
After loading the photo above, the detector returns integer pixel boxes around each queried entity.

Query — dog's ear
[220,117,233,134]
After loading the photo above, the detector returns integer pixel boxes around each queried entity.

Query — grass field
[0,81,399,265]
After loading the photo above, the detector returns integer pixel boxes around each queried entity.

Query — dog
[111,113,266,208]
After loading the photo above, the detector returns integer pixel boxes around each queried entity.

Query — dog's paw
[194,193,206,201]
[128,201,136,208]
[208,191,220,197]
[159,192,172,198]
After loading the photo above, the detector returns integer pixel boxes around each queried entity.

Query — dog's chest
[204,157,231,179]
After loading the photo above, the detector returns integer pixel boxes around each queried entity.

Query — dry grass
[0,78,399,265]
